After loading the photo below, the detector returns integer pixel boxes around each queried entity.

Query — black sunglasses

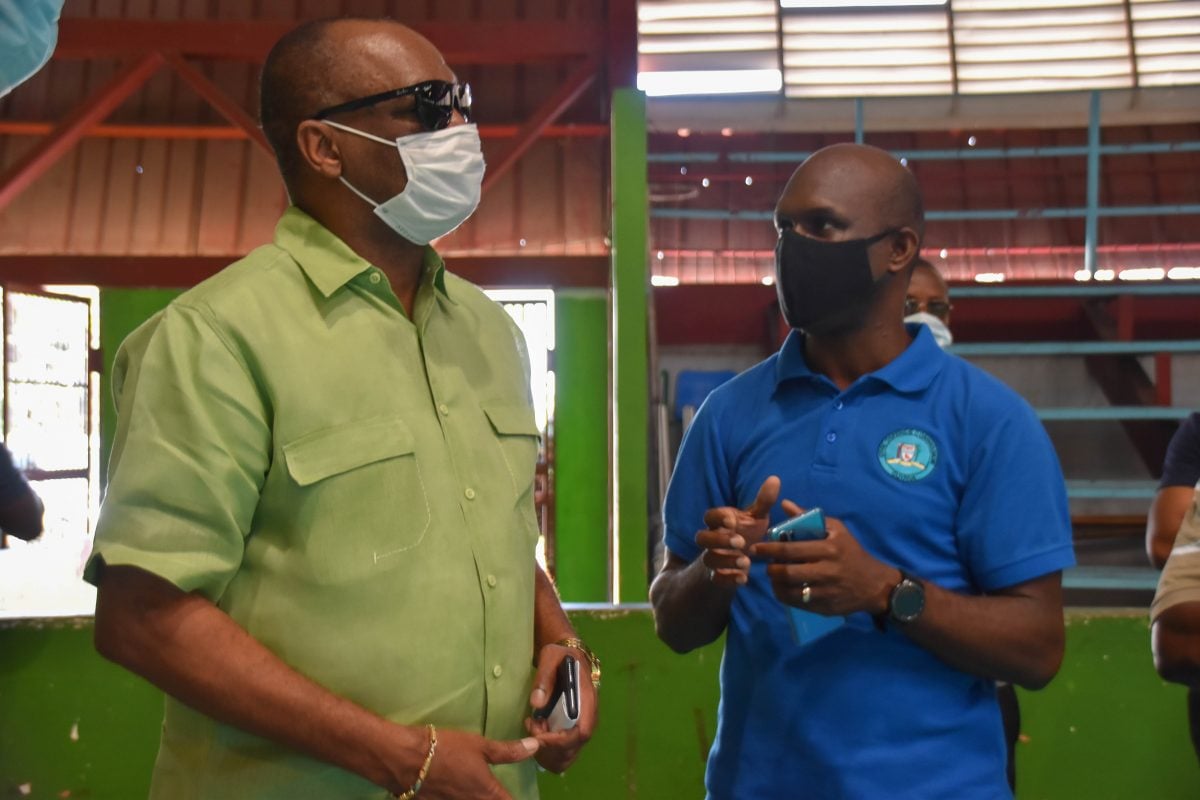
[312,80,473,132]
[904,298,953,321]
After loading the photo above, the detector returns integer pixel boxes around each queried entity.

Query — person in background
[651,143,1074,799]
[1147,412,1200,763]
[904,256,1022,790]
[903,256,953,348]
[0,441,44,543]
[85,18,595,800]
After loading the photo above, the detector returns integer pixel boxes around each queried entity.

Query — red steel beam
[481,56,599,195]
[0,255,609,289]
[53,19,604,65]
[163,53,272,155]
[0,121,609,140]
[0,52,164,213]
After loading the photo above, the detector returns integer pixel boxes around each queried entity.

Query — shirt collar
[774,322,945,394]
[273,206,452,303]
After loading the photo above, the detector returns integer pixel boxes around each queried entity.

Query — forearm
[649,557,735,653]
[533,564,575,651]
[895,575,1065,689]
[1153,603,1200,686]
[94,565,426,793]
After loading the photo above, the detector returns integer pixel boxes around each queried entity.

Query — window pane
[5,383,89,472]
[0,479,95,619]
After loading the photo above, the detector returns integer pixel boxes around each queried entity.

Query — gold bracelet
[394,724,437,800]
[555,637,602,689]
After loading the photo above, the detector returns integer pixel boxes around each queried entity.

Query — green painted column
[610,88,650,604]
[553,290,610,602]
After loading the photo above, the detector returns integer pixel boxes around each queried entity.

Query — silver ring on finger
[801,583,813,604]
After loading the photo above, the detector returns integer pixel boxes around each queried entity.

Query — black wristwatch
[887,571,926,624]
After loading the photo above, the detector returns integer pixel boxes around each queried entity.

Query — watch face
[891,579,925,622]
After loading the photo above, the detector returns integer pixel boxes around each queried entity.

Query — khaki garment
[1151,481,1200,622]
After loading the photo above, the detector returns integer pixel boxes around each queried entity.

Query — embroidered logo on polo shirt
[878,429,938,482]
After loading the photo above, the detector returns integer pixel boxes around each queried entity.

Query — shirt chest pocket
[282,417,430,583]
[482,402,541,500]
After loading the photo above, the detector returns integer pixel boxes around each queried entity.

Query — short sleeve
[84,302,271,601]
[955,400,1076,592]
[662,398,735,563]
[1160,413,1200,488]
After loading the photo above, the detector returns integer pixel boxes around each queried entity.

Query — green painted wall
[98,289,182,484]
[553,291,610,602]
[2,611,1198,798]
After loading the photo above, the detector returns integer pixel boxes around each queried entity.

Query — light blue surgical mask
[0,0,64,97]
[905,311,953,349]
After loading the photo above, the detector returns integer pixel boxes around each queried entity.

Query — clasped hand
[696,475,897,617]
[524,642,596,773]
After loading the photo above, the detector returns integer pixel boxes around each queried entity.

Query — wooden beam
[0,121,609,141]
[53,19,604,65]
[0,52,164,213]
[163,53,272,156]
[482,56,599,194]
[0,254,609,289]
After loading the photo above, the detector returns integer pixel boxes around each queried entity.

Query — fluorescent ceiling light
[1074,269,1092,282]
[651,275,681,287]
[1168,267,1200,280]
[1118,267,1166,281]
[973,272,1006,283]
[782,0,946,7]
[1093,269,1116,281]
[637,68,783,96]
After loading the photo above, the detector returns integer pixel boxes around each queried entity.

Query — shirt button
[437,403,449,416]
[465,488,476,500]
[826,432,837,443]
[487,574,498,588]
[834,400,844,410]
[492,664,503,678]
[368,271,381,284]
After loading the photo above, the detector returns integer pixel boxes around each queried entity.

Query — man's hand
[524,643,596,772]
[750,500,899,617]
[697,475,780,588]
[418,728,539,800]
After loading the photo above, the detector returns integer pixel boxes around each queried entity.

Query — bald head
[260,18,452,190]
[778,143,924,242]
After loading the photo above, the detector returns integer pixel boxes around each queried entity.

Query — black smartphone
[532,655,580,732]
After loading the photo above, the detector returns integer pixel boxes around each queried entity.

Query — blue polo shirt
[664,324,1075,800]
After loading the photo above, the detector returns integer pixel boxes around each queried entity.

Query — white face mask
[905,311,954,349]
[323,121,486,245]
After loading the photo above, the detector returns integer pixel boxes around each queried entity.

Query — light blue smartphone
[764,507,844,646]
[766,507,827,543]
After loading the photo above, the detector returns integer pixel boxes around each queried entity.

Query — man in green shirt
[86,18,596,800]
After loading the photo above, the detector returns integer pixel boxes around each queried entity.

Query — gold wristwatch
[556,637,601,689]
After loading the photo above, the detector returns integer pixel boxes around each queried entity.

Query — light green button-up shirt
[86,208,542,799]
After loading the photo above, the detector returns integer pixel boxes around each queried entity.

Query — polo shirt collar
[274,206,453,303]
[775,322,945,394]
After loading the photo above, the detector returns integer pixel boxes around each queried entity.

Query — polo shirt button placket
[826,432,837,443]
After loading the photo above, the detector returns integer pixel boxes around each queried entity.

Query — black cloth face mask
[774,227,896,334]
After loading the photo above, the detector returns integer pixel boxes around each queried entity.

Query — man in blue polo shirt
[650,143,1075,799]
